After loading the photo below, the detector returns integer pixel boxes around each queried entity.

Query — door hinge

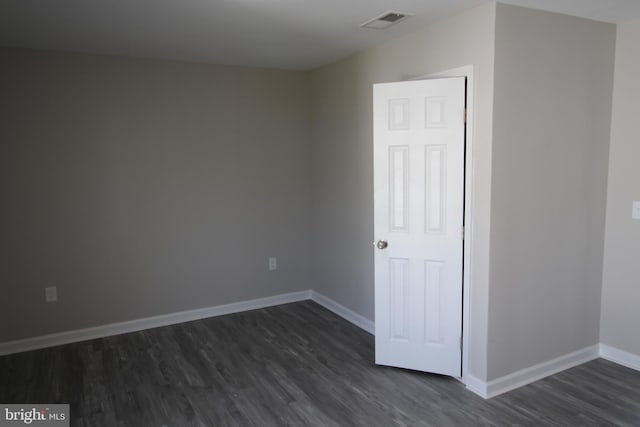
[461,226,465,241]
[459,336,463,351]
[464,107,467,123]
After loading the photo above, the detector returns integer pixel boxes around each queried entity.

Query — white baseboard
[460,344,640,400]
[465,374,488,398]
[7,288,635,403]
[470,344,640,399]
[0,289,374,357]
[480,345,600,399]
[0,290,312,356]
[600,344,640,371]
[310,291,375,335]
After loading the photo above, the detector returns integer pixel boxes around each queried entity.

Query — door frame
[414,65,474,386]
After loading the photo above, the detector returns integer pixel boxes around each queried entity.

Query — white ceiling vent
[361,11,413,30]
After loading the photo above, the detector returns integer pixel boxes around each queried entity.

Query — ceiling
[1,0,639,70]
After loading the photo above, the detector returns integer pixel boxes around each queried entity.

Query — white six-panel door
[374,77,465,377]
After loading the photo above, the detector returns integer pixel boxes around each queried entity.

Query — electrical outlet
[45,286,57,303]
[268,257,277,271]
[633,201,640,220]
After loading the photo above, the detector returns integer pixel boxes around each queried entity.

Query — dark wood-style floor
[1,301,639,426]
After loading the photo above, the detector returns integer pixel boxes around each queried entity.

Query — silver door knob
[376,240,388,249]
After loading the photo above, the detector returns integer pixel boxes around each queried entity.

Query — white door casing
[374,77,466,377]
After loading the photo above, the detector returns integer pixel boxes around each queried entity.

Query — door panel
[374,77,465,377]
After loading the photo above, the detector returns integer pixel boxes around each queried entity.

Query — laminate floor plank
[1,301,638,426]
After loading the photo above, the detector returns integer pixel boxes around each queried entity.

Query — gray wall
[0,48,311,342]
[488,4,616,379]
[309,3,497,381]
[601,19,640,357]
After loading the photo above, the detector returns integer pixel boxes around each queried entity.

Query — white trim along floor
[0,290,637,399]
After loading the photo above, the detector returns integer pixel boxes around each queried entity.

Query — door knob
[376,240,388,250]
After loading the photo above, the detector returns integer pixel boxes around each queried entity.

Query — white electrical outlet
[633,201,640,220]
[45,286,57,303]
[268,257,277,271]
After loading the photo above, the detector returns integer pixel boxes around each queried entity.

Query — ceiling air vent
[361,11,413,30]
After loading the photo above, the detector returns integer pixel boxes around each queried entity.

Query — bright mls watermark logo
[0,405,69,426]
